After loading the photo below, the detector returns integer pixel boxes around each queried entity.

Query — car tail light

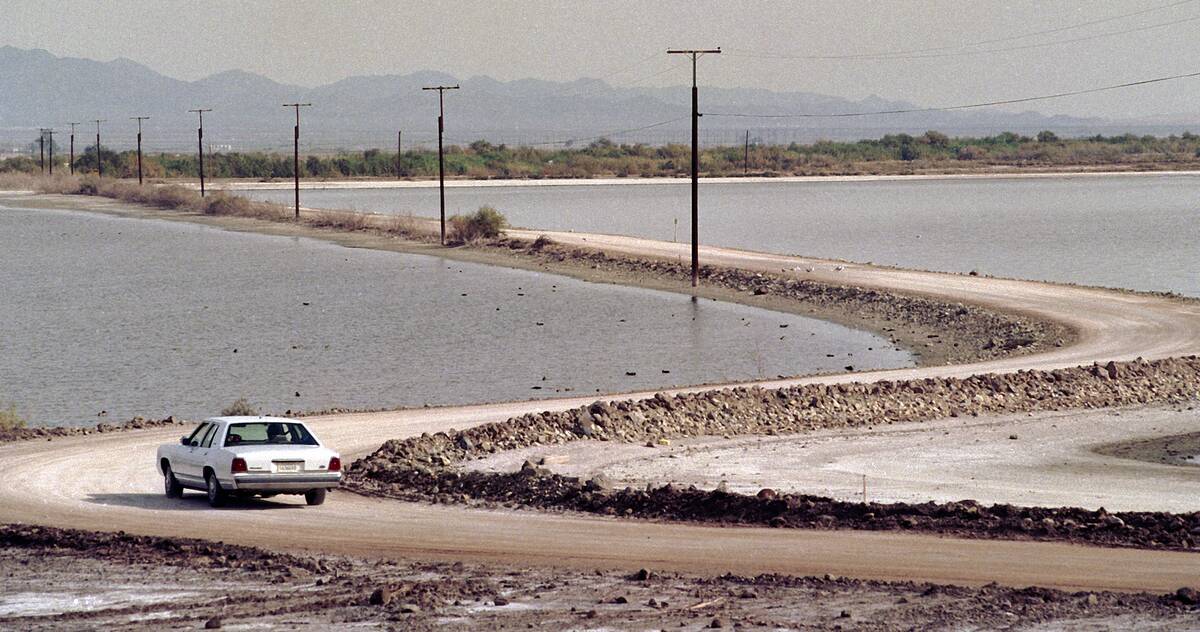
[328,457,341,472]
[231,457,248,473]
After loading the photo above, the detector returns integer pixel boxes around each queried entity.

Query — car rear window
[223,422,317,447]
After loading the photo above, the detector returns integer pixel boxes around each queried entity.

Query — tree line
[5,131,1200,179]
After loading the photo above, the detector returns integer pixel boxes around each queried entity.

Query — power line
[523,116,691,147]
[702,69,1200,119]
[728,1,1200,61]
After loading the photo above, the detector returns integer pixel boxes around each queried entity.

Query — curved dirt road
[3,229,1200,592]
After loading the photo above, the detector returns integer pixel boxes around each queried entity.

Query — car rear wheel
[163,464,183,499]
[205,471,226,508]
[304,488,326,506]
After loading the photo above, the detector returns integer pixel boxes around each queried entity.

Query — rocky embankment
[484,235,1070,365]
[347,356,1200,551]
[0,416,183,444]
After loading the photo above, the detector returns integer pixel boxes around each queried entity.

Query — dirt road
[2,224,1200,592]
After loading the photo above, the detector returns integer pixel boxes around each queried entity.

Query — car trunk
[230,445,331,473]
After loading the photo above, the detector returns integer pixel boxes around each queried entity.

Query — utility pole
[282,103,312,219]
[68,122,78,175]
[45,128,54,175]
[396,130,402,180]
[744,130,749,176]
[667,47,720,288]
[130,116,150,185]
[422,84,459,245]
[93,119,106,177]
[38,130,45,174]
[188,109,212,197]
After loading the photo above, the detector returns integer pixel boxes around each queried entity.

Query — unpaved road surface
[3,223,1200,592]
[469,406,1200,513]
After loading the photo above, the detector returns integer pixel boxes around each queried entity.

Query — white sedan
[156,416,341,507]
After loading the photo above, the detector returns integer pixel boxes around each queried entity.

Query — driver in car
[267,422,290,444]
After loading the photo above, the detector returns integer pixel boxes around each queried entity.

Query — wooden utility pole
[667,47,720,288]
[44,129,54,175]
[93,119,106,177]
[396,130,402,179]
[130,116,150,185]
[189,109,212,196]
[422,85,459,245]
[68,122,78,175]
[282,103,312,219]
[37,130,45,173]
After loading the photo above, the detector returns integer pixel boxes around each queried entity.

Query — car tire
[163,464,183,499]
[304,488,326,506]
[205,471,227,508]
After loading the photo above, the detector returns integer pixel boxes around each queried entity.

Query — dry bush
[220,397,259,417]
[0,172,41,191]
[448,205,508,243]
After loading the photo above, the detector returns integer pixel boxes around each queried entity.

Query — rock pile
[0,416,184,444]
[346,356,1200,551]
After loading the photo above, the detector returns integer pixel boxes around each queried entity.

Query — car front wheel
[205,472,227,508]
[163,464,183,499]
[304,488,326,506]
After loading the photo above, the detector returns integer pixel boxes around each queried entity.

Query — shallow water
[240,174,1200,296]
[0,204,910,426]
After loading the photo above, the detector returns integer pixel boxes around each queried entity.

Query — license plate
[275,462,302,473]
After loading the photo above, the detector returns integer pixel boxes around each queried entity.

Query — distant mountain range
[0,46,1190,152]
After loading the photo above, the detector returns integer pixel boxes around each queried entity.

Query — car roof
[203,416,304,425]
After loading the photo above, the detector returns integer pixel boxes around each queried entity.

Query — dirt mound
[348,356,1200,551]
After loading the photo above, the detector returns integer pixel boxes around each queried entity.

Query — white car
[156,416,341,507]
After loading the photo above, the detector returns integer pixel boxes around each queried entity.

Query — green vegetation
[448,206,509,243]
[0,402,27,431]
[220,397,259,417]
[6,131,1200,180]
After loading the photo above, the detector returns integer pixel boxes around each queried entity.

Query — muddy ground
[1,525,1197,631]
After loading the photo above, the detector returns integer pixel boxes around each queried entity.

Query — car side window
[187,423,210,446]
[201,424,221,449]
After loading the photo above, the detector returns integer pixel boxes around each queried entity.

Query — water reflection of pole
[667,47,720,288]
[283,103,312,219]
[422,84,459,245]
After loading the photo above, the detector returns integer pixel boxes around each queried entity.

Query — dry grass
[0,403,26,431]
[447,205,509,244]
[11,173,447,246]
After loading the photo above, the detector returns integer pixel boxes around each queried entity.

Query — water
[240,174,1200,296]
[0,204,910,426]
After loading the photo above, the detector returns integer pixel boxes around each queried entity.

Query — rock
[630,568,652,581]
[1101,515,1126,528]
[839,610,852,618]
[399,603,421,614]
[585,475,614,492]
[574,408,598,437]
[756,488,777,500]
[612,595,628,604]
[709,617,725,628]
[369,587,392,606]
[1175,586,1199,605]
[204,617,223,629]
[494,596,510,606]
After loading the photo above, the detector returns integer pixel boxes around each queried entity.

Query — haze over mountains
[0,46,1189,152]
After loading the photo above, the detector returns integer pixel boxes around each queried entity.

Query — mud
[2,524,1196,630]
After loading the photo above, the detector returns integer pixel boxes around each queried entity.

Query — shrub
[0,403,26,431]
[220,397,259,417]
[448,205,508,243]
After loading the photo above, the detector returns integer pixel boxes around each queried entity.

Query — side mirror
[180,436,190,445]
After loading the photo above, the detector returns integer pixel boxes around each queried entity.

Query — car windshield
[223,422,318,447]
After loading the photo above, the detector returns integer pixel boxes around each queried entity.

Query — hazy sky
[4,0,1199,119]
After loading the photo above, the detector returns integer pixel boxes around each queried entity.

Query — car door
[176,422,213,483]
[191,422,224,480]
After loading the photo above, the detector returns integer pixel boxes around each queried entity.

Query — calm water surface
[241,174,1200,296]
[0,204,910,426]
